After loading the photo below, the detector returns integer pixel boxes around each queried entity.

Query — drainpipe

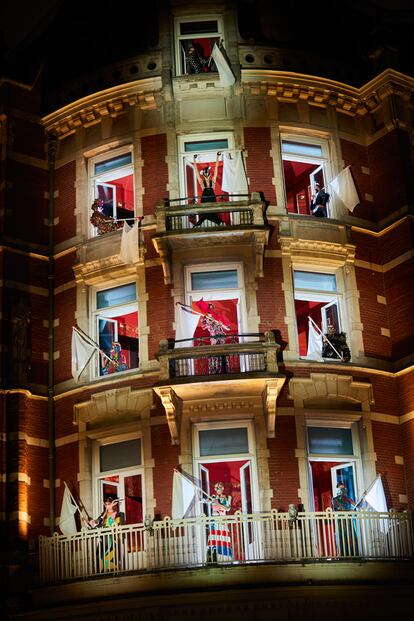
[47,134,57,535]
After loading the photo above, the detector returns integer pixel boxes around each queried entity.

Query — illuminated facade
[1,1,414,618]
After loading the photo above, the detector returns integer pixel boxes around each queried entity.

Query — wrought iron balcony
[39,509,413,584]
[152,193,270,284]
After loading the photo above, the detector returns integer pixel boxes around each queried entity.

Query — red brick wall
[142,134,168,215]
[340,139,374,221]
[384,259,414,360]
[268,417,300,510]
[367,129,414,222]
[371,421,406,510]
[55,161,76,245]
[244,127,276,204]
[146,265,173,359]
[151,423,179,519]
[401,418,414,508]
[355,266,391,359]
[54,288,77,384]
[257,256,288,343]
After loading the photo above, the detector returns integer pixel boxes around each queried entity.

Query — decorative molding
[288,373,374,410]
[153,387,182,445]
[74,387,153,425]
[262,378,286,438]
[280,237,356,266]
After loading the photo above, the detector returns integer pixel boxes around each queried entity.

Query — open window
[281,137,330,217]
[89,147,135,236]
[175,16,223,76]
[92,282,139,376]
[293,270,344,358]
[179,133,234,203]
[95,435,144,526]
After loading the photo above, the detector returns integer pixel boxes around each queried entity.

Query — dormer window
[175,17,224,76]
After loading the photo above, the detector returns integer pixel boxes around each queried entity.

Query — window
[93,282,139,376]
[95,435,144,526]
[307,423,361,512]
[89,147,135,236]
[281,136,330,217]
[294,269,346,359]
[175,16,223,76]
[179,133,233,202]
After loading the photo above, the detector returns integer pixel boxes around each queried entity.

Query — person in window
[101,341,129,375]
[199,302,230,374]
[207,482,232,562]
[310,182,330,217]
[83,496,125,572]
[185,43,210,74]
[192,153,223,226]
[90,199,118,234]
[332,482,358,556]
[322,324,351,362]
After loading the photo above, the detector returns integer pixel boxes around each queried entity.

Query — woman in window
[84,496,124,572]
[207,481,232,562]
[192,153,223,226]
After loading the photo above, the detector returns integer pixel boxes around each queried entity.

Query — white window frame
[293,265,346,359]
[192,420,260,514]
[306,419,363,510]
[174,15,224,77]
[178,132,235,200]
[93,431,145,522]
[185,262,247,336]
[90,281,139,378]
[88,145,135,237]
[280,133,333,217]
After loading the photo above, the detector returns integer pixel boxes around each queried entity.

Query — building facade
[1,1,414,619]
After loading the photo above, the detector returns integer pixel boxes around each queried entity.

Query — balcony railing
[39,509,413,584]
[157,333,279,381]
[155,192,267,234]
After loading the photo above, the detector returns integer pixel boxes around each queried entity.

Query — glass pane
[180,20,218,36]
[308,427,353,455]
[199,428,249,456]
[294,271,337,292]
[100,439,141,471]
[94,153,132,176]
[184,139,228,153]
[97,283,136,309]
[282,141,323,157]
[191,270,238,290]
[124,474,143,525]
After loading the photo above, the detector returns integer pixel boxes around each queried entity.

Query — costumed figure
[322,325,351,362]
[90,199,118,234]
[84,496,124,572]
[199,302,230,374]
[185,43,210,74]
[192,153,223,226]
[332,482,358,557]
[207,482,232,562]
[101,341,129,375]
[310,182,330,217]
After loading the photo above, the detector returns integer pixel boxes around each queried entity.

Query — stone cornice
[42,77,163,139]
[280,237,356,266]
[241,68,414,117]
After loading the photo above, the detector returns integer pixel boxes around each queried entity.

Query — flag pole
[308,315,343,360]
[73,325,120,367]
[63,481,83,517]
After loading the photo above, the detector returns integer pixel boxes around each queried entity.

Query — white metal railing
[39,509,413,584]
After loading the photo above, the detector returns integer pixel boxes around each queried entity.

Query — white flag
[175,304,201,348]
[120,221,139,264]
[305,318,324,362]
[221,151,248,197]
[71,328,96,382]
[329,166,360,212]
[365,475,387,513]
[211,43,235,87]
[172,470,197,519]
[59,484,79,536]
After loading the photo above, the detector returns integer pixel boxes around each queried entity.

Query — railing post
[155,201,167,233]
[157,340,170,380]
[264,331,279,372]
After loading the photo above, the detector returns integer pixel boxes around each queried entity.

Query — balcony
[154,333,285,443]
[152,193,270,284]
[39,509,413,584]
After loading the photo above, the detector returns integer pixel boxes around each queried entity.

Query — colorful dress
[200,314,228,374]
[207,494,232,562]
[96,511,124,572]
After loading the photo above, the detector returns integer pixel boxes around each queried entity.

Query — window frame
[178,132,234,200]
[280,133,333,217]
[174,15,224,77]
[292,265,346,359]
[93,431,145,523]
[88,144,135,237]
[90,280,139,378]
